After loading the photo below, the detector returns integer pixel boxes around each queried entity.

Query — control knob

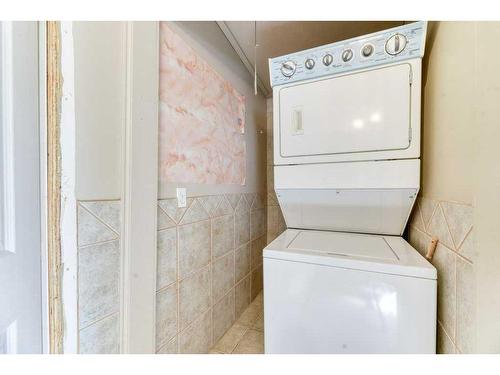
[361,44,374,57]
[305,58,315,70]
[341,49,354,62]
[280,60,296,77]
[322,54,333,66]
[385,33,407,55]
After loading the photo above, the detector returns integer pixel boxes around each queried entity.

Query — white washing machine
[264,21,437,354]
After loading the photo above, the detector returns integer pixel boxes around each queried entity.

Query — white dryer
[264,21,437,354]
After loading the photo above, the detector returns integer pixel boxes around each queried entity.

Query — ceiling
[219,21,405,96]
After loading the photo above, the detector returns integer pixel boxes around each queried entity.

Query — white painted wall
[74,22,125,200]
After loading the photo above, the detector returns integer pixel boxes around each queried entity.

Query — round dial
[341,49,353,62]
[322,54,333,66]
[305,58,315,70]
[361,44,374,57]
[280,61,296,77]
[385,33,407,55]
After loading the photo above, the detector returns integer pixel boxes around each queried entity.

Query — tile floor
[209,292,264,354]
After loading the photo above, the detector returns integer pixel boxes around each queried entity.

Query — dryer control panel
[269,21,427,87]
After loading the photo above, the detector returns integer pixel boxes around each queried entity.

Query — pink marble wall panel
[159,22,246,185]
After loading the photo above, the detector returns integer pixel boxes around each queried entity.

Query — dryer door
[278,62,412,159]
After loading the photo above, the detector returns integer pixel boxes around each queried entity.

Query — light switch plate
[176,187,187,208]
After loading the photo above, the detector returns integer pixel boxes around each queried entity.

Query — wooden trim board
[46,20,64,354]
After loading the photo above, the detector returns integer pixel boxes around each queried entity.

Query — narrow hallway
[210,292,264,354]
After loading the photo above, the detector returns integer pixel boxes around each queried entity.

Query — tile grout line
[79,310,119,332]
[78,202,121,237]
[439,201,461,251]
[409,223,474,265]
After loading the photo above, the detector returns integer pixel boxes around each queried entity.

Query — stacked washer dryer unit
[264,22,437,354]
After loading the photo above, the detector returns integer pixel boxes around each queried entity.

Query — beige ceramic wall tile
[427,204,454,250]
[235,210,250,247]
[178,220,210,278]
[179,198,209,225]
[79,313,119,354]
[235,276,251,318]
[235,243,251,283]
[212,214,235,259]
[158,197,193,224]
[244,193,257,208]
[179,309,212,354]
[155,283,178,349]
[267,191,278,207]
[437,321,456,354]
[251,193,266,210]
[213,291,235,343]
[419,197,438,231]
[441,201,473,249]
[458,229,475,263]
[79,239,120,328]
[214,196,234,216]
[156,227,177,290]
[81,200,121,233]
[456,257,476,353]
[267,205,281,243]
[266,166,274,192]
[236,194,251,212]
[431,243,457,340]
[212,252,235,302]
[408,226,431,257]
[199,195,222,217]
[77,205,118,246]
[157,336,178,354]
[251,236,265,269]
[251,265,263,301]
[179,266,211,329]
[225,193,241,210]
[250,208,266,240]
[157,206,176,230]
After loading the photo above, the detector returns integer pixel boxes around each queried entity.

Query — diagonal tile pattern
[77,200,121,354]
[155,192,266,354]
[407,197,475,354]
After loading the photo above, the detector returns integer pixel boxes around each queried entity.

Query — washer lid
[288,230,398,261]
[264,229,437,280]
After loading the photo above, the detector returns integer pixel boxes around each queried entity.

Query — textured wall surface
[159,23,246,186]
[408,198,475,353]
[155,193,266,353]
[77,200,121,354]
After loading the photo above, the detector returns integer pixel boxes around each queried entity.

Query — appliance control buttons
[361,44,374,57]
[385,33,407,55]
[305,58,315,70]
[322,54,333,66]
[341,49,354,62]
[280,60,297,77]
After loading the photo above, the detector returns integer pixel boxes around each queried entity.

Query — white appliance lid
[288,230,398,261]
[264,229,436,280]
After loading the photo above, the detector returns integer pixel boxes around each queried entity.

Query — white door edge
[59,21,79,354]
[120,21,159,354]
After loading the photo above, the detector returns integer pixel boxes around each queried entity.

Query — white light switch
[176,187,187,208]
